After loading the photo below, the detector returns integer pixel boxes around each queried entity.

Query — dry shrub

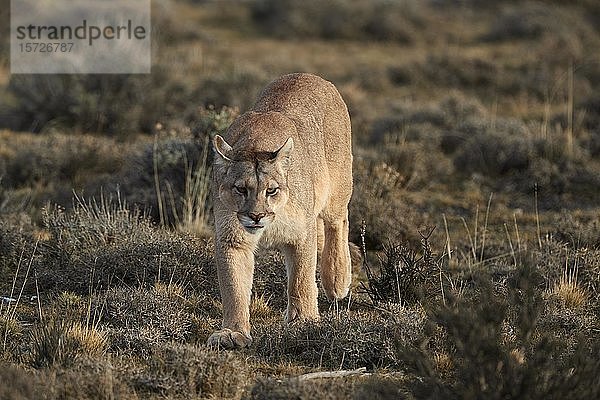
[481,4,551,42]
[119,106,236,232]
[452,130,531,177]
[554,212,600,249]
[190,105,239,140]
[36,195,215,295]
[0,55,206,136]
[42,356,135,400]
[444,115,600,204]
[370,94,487,143]
[246,376,361,400]
[0,363,38,400]
[121,127,213,231]
[481,3,600,66]
[250,0,424,43]
[399,267,600,399]
[412,53,555,100]
[101,285,197,354]
[361,231,440,306]
[252,309,426,370]
[197,67,268,111]
[547,260,587,310]
[533,238,600,308]
[0,133,124,192]
[132,343,250,398]
[1,356,135,399]
[350,157,425,248]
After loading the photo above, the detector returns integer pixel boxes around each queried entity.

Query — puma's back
[209,73,353,349]
[217,73,352,217]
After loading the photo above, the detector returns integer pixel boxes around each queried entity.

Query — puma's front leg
[283,224,319,323]
[207,241,254,349]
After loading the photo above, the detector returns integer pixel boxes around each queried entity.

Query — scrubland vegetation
[1,0,599,398]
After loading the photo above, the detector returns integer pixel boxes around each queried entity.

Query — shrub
[122,129,213,232]
[481,5,548,42]
[189,105,239,141]
[253,309,426,370]
[1,134,123,191]
[250,0,423,43]
[361,230,439,306]
[411,53,554,100]
[246,376,361,400]
[553,212,600,249]
[1,68,189,136]
[400,268,600,399]
[41,356,135,399]
[196,67,268,112]
[0,363,38,400]
[132,343,250,398]
[350,159,422,247]
[101,285,197,354]
[453,131,531,177]
[36,195,215,295]
[118,107,238,231]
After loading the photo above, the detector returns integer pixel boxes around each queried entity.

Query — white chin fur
[238,215,269,232]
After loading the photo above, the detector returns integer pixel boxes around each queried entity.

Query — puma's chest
[259,206,309,248]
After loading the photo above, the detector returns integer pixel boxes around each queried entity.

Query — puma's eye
[266,187,280,196]
[234,186,247,196]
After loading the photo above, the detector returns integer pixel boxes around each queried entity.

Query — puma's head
[213,135,293,233]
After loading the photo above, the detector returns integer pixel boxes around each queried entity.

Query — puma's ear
[272,137,293,169]
[213,135,233,167]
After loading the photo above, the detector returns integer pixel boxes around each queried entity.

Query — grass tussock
[30,320,108,368]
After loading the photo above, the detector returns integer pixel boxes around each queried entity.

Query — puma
[207,73,353,349]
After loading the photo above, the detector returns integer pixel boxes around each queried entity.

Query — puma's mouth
[246,223,264,229]
[242,223,265,233]
[238,215,266,233]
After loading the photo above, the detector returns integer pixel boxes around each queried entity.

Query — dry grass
[30,320,108,367]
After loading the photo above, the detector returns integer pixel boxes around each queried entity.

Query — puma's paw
[207,328,252,349]
[286,305,320,325]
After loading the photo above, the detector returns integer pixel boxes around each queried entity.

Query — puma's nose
[248,212,266,223]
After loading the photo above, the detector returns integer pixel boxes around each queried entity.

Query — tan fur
[207,73,353,349]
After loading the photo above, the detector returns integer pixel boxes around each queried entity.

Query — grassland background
[0,0,600,398]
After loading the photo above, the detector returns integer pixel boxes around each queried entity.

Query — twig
[534,184,542,249]
[479,193,493,263]
[296,367,368,381]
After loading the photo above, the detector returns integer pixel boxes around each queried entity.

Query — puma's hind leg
[320,212,352,300]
